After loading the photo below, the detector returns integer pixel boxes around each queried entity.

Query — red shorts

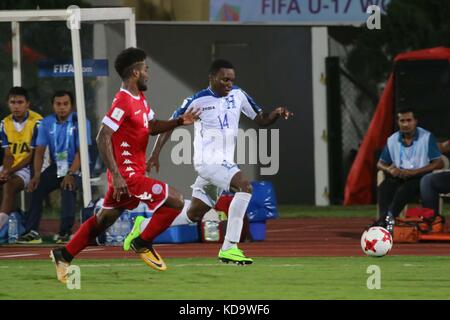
[102,173,169,213]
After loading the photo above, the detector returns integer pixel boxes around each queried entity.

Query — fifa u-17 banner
[38,59,109,78]
[210,0,390,23]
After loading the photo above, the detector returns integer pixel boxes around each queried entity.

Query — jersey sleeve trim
[0,120,8,147]
[148,109,155,121]
[426,133,441,160]
[102,116,119,132]
[242,89,262,114]
[171,98,194,120]
[171,88,213,119]
[30,120,41,148]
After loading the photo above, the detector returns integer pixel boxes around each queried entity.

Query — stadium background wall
[77,23,315,204]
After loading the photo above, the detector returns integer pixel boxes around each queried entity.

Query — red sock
[65,216,106,257]
[215,195,232,215]
[215,196,250,242]
[141,206,181,242]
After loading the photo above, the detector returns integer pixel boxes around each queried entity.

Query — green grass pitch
[1,256,450,300]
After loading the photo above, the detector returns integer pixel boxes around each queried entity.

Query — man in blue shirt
[420,141,450,217]
[18,90,91,244]
[376,108,442,234]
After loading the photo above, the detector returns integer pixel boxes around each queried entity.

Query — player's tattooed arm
[254,107,293,127]
[96,124,129,200]
[147,108,200,173]
[149,108,200,136]
[148,119,182,136]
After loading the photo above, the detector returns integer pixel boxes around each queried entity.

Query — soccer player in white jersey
[124,59,293,264]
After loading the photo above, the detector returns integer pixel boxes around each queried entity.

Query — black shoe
[50,248,70,283]
[385,215,395,235]
[367,218,386,230]
[53,233,72,244]
[17,230,42,244]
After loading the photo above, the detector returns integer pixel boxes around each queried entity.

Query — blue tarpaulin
[246,181,278,222]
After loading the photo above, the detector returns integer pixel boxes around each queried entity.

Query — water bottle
[105,220,118,246]
[203,220,220,242]
[122,212,131,237]
[8,213,19,244]
[105,226,113,246]
[115,216,124,245]
[119,212,131,245]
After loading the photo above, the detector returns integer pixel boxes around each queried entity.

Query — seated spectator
[18,90,91,244]
[0,87,42,232]
[420,140,450,217]
[376,108,443,234]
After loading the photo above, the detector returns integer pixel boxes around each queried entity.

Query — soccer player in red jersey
[50,47,199,283]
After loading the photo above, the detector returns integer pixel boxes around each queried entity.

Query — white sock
[222,192,252,251]
[139,200,193,232]
[169,200,194,227]
[0,212,9,229]
[170,200,194,227]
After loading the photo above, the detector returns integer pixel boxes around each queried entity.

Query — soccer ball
[361,226,393,257]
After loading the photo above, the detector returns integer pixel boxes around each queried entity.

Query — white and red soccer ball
[361,227,393,257]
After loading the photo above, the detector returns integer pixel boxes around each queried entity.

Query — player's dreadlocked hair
[114,47,147,80]
[209,59,234,75]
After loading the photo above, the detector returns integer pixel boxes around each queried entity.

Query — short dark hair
[7,86,29,101]
[209,59,234,75]
[115,47,147,79]
[397,108,417,119]
[52,90,74,105]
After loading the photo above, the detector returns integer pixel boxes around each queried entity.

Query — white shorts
[191,161,240,207]
[0,165,31,187]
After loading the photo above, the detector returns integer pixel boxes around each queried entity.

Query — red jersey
[101,88,169,212]
[102,88,155,178]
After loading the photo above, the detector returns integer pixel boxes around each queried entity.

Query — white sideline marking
[0,252,36,256]
[0,262,305,268]
[84,248,105,252]
[267,228,301,233]
[79,263,143,268]
[271,264,304,267]
[76,263,305,268]
[77,263,223,268]
[0,253,39,258]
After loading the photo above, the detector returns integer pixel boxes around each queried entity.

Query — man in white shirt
[124,59,293,264]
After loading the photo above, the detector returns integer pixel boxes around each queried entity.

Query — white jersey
[172,86,262,166]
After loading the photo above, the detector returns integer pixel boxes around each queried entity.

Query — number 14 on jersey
[218,114,229,129]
